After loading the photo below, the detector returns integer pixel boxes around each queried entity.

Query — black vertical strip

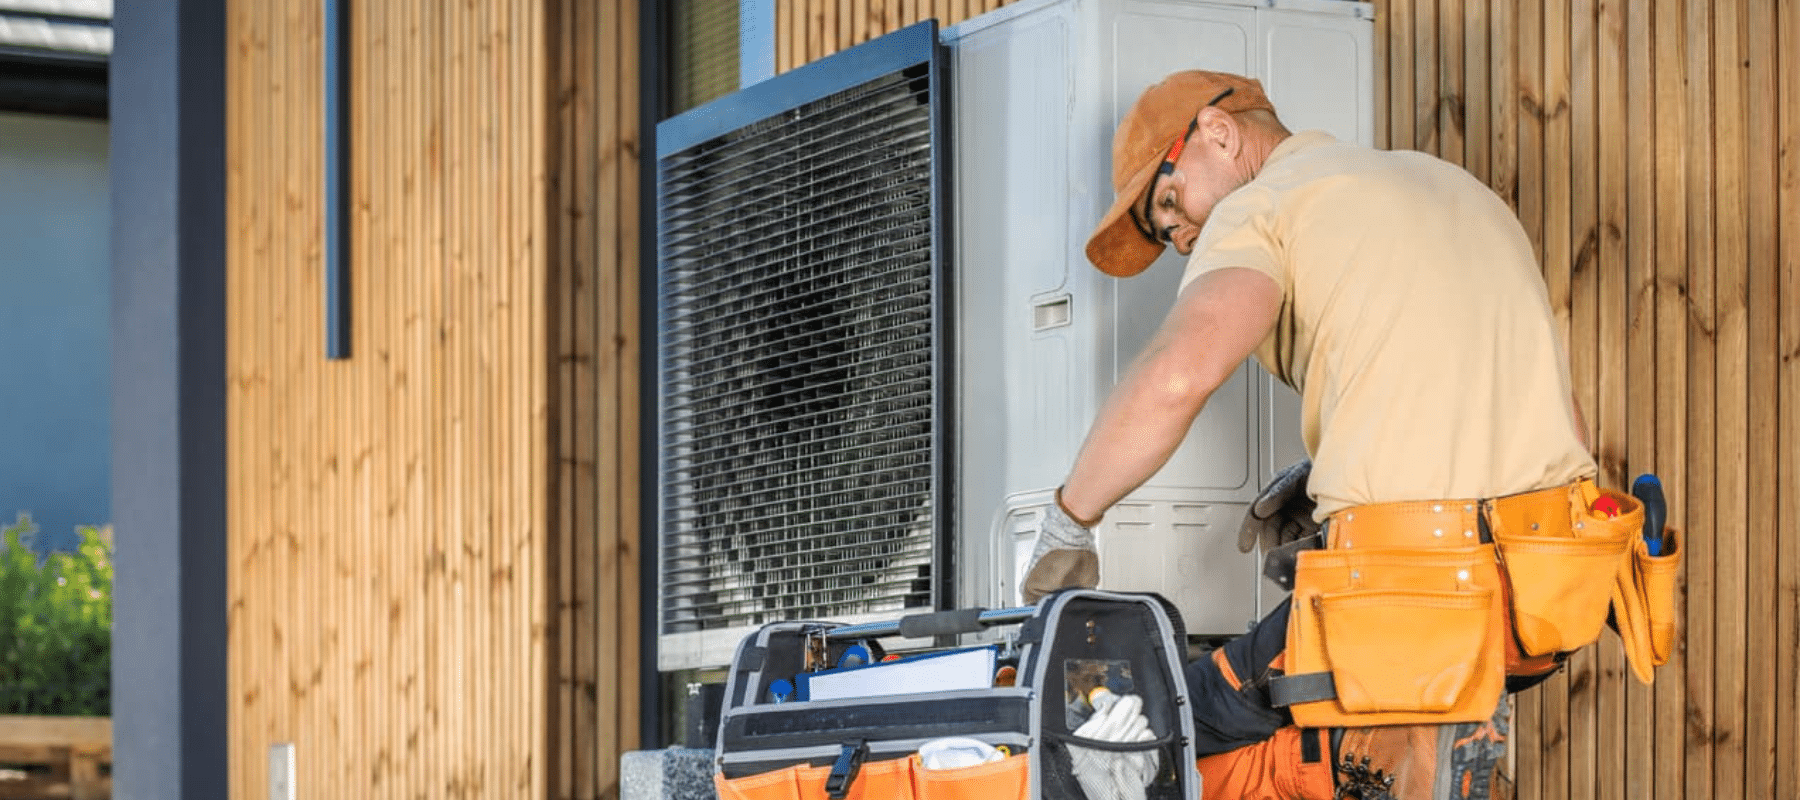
[926,22,955,613]
[110,0,228,796]
[639,0,666,750]
[324,0,351,358]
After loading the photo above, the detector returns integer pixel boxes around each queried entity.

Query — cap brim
[1084,157,1166,277]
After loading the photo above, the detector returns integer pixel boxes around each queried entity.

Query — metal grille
[656,28,946,639]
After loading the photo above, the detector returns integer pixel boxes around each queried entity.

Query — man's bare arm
[1058,267,1283,523]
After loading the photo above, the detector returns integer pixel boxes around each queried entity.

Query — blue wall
[0,111,111,553]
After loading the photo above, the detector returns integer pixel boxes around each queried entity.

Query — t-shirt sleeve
[1176,186,1286,296]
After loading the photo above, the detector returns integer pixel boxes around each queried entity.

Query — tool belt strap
[1268,671,1336,707]
[1325,480,1591,550]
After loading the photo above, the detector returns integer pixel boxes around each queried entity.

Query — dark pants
[1184,597,1293,757]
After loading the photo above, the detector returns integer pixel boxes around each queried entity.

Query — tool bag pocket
[1611,528,1682,684]
[716,753,921,800]
[1284,546,1506,728]
[911,753,1029,800]
[1491,489,1637,657]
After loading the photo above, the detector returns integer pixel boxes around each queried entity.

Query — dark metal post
[324,0,351,358]
[109,0,230,797]
[638,0,666,750]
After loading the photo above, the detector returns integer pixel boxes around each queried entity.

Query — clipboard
[796,645,998,702]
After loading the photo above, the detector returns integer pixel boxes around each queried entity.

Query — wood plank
[345,0,374,793]
[1438,0,1464,163]
[777,0,792,74]
[1621,0,1658,795]
[869,0,889,42]
[1567,0,1601,788]
[281,0,315,793]
[1740,0,1780,794]
[841,0,855,51]
[1412,0,1436,152]
[597,0,625,790]
[0,719,110,750]
[1388,0,1414,152]
[1649,0,1689,795]
[1372,0,1388,149]
[224,0,258,793]
[1543,5,1574,795]
[1517,0,1552,794]
[617,0,646,758]
[1711,0,1751,791]
[1464,0,1491,182]
[416,3,443,795]
[545,1,571,795]
[1592,0,1629,795]
[1569,0,1598,792]
[1681,0,1719,796]
[370,1,404,792]
[1490,0,1516,209]
[1777,3,1800,797]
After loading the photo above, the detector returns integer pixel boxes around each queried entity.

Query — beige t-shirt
[1180,131,1596,517]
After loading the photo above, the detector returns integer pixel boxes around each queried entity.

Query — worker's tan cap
[1084,70,1274,277]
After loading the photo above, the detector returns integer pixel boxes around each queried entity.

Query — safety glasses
[1134,86,1236,245]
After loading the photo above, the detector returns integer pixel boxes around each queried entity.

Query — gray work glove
[1021,492,1100,604]
[1237,460,1320,553]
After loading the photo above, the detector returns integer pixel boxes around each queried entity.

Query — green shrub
[0,516,112,716]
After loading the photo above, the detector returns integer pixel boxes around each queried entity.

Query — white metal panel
[947,0,1372,633]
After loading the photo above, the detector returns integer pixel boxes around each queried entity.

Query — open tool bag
[712,590,1202,800]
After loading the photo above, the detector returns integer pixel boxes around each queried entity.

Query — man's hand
[1021,492,1100,604]
[1237,459,1319,553]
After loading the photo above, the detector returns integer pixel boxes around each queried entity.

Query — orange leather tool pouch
[1284,545,1507,728]
[1610,527,1682,684]
[1486,481,1637,658]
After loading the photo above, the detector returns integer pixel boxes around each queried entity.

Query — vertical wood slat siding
[1379,0,1800,798]
[227,0,549,796]
[548,1,642,797]
[775,0,1014,72]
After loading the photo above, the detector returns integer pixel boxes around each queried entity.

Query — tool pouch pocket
[910,753,1029,800]
[1611,528,1682,684]
[716,753,921,800]
[1283,546,1506,728]
[1490,488,1638,657]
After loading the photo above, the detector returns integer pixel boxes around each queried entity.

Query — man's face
[1131,107,1249,257]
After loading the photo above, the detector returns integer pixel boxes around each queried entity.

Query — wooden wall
[775,0,1017,71]
[547,1,643,798]
[1375,0,1800,797]
[227,1,553,798]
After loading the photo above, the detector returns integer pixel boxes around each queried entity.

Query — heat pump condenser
[653,0,1373,671]
[947,0,1374,639]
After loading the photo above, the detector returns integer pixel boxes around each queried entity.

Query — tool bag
[712,589,1202,800]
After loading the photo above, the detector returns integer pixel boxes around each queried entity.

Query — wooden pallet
[0,716,110,800]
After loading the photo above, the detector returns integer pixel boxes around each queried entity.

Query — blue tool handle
[1632,474,1667,556]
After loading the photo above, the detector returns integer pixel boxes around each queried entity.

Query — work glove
[1236,459,1320,553]
[1021,491,1100,605]
[1068,689,1160,800]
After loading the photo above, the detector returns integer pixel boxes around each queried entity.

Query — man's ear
[1194,105,1240,156]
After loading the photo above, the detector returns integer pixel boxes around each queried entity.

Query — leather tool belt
[1272,479,1680,728]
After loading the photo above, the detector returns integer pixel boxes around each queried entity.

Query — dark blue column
[109,0,229,797]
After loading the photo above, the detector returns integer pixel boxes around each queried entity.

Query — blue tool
[839,644,872,669]
[1631,474,1668,556]
[769,678,794,704]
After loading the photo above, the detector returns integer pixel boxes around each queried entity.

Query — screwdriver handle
[1631,474,1667,556]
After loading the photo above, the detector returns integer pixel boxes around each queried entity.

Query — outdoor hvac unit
[655,0,1374,671]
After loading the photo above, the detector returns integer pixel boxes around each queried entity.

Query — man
[1021,70,1603,799]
